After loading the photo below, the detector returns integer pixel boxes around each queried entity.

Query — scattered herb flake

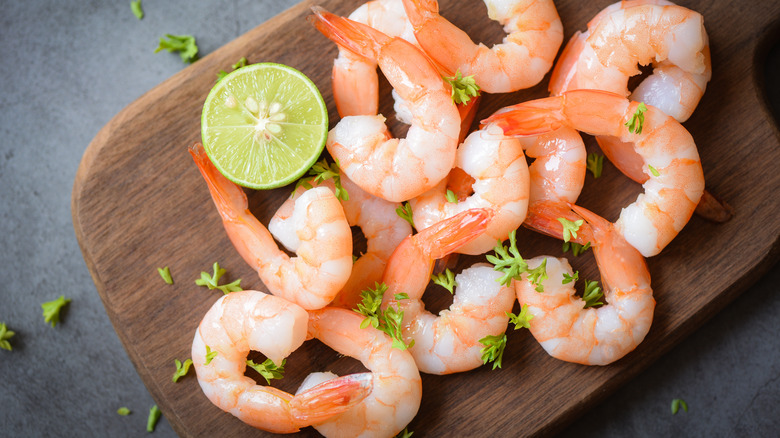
[671,398,689,415]
[507,304,533,330]
[246,358,286,384]
[172,358,193,383]
[625,102,648,135]
[445,189,458,203]
[130,0,143,19]
[582,279,604,308]
[562,271,579,284]
[194,262,242,294]
[444,70,480,105]
[293,159,349,201]
[586,153,604,178]
[395,427,414,438]
[527,259,548,292]
[354,283,414,350]
[41,295,71,327]
[117,407,131,416]
[204,345,217,365]
[0,322,15,351]
[562,241,591,257]
[557,217,583,243]
[431,268,457,294]
[486,230,528,286]
[154,34,199,64]
[649,165,660,177]
[157,266,173,284]
[479,334,507,370]
[396,202,415,229]
[146,404,161,432]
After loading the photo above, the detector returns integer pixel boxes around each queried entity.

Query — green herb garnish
[157,266,173,284]
[130,0,144,20]
[557,217,583,243]
[444,70,480,105]
[431,268,457,294]
[354,283,414,350]
[587,153,604,178]
[582,279,604,308]
[146,405,161,432]
[671,398,689,415]
[246,358,286,384]
[445,189,458,203]
[0,322,15,351]
[396,202,415,228]
[625,102,647,134]
[217,57,248,82]
[172,358,193,382]
[562,241,591,256]
[195,262,242,294]
[117,407,131,416]
[507,304,533,330]
[294,159,349,201]
[394,428,414,438]
[648,165,660,177]
[204,345,217,365]
[486,230,527,286]
[562,271,579,284]
[154,34,199,64]
[41,296,71,327]
[527,259,548,292]
[479,334,507,370]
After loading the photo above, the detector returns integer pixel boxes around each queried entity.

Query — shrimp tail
[414,208,493,259]
[310,7,389,60]
[402,0,439,28]
[189,143,247,220]
[523,200,593,245]
[481,97,567,136]
[290,373,373,424]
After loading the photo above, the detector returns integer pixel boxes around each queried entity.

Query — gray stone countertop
[1,1,777,437]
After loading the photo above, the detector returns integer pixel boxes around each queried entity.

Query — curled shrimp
[484,90,705,257]
[549,0,711,123]
[190,144,353,309]
[381,208,516,375]
[300,307,422,438]
[191,290,373,433]
[410,124,530,255]
[514,205,655,365]
[311,7,461,202]
[402,0,564,93]
[272,171,412,309]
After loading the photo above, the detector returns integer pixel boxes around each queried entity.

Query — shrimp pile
[185,1,723,435]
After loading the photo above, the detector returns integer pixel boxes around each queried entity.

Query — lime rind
[201,62,328,189]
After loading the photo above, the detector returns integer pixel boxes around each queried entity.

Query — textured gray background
[0,1,778,437]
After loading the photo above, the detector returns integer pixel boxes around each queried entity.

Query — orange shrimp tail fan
[415,208,494,259]
[290,373,373,425]
[481,97,567,136]
[309,7,387,60]
[401,0,440,29]
[523,200,594,245]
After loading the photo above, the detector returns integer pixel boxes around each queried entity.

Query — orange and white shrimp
[190,144,353,309]
[381,208,516,375]
[300,307,422,438]
[402,0,564,93]
[332,0,418,118]
[272,171,412,309]
[484,90,705,257]
[311,7,461,202]
[410,124,530,255]
[515,205,655,365]
[549,0,711,123]
[191,290,373,433]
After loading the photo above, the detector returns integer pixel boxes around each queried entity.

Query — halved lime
[201,63,328,189]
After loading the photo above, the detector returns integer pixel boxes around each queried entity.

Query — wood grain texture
[72,1,780,436]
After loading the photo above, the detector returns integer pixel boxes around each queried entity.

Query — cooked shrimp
[191,290,373,433]
[410,124,530,255]
[549,0,711,123]
[311,7,461,202]
[402,0,564,93]
[272,171,412,309]
[190,144,353,309]
[381,208,516,374]
[484,90,705,257]
[301,307,422,438]
[514,205,655,365]
[332,0,418,117]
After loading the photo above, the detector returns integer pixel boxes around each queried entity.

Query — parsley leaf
[396,202,415,228]
[194,262,242,294]
[443,70,480,105]
[557,217,583,243]
[586,153,604,178]
[562,271,579,284]
[154,34,199,64]
[157,266,173,284]
[625,102,648,135]
[117,407,131,416]
[445,189,459,203]
[507,304,533,330]
[130,0,144,20]
[172,358,193,383]
[562,241,591,256]
[204,345,218,365]
[394,428,414,438]
[486,230,528,286]
[431,268,457,294]
[146,405,161,432]
[527,258,548,292]
[246,358,286,384]
[671,398,689,414]
[0,322,15,351]
[216,57,248,82]
[41,295,71,327]
[648,165,660,177]
[293,159,349,201]
[479,334,507,370]
[354,283,414,350]
[582,279,604,308]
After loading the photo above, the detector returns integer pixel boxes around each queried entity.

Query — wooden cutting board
[72,0,780,436]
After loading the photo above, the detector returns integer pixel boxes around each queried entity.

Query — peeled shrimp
[300,307,422,438]
[549,0,711,123]
[381,208,516,375]
[272,172,412,309]
[402,0,564,93]
[191,290,373,433]
[515,205,655,365]
[190,144,353,309]
[484,90,705,257]
[311,7,461,202]
[410,124,530,255]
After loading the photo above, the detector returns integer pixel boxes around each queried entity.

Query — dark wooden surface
[71,1,780,436]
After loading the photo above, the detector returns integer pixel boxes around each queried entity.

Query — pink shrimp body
[301,307,422,438]
[483,90,704,257]
[402,0,564,93]
[515,206,655,365]
[549,0,711,123]
[190,144,353,309]
[380,209,517,375]
[312,7,461,202]
[191,291,373,433]
[410,124,530,255]
[272,172,412,309]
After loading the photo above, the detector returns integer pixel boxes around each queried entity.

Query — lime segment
[201,63,328,189]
